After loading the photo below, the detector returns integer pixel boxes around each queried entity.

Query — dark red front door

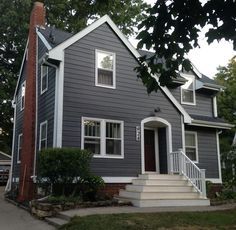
[144,129,156,171]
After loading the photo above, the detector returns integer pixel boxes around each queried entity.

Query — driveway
[0,186,54,230]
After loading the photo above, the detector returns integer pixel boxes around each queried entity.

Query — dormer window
[41,65,48,94]
[181,74,196,105]
[95,50,116,89]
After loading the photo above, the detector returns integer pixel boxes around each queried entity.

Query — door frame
[141,117,172,174]
[144,127,160,173]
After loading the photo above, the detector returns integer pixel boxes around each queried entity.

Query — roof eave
[190,119,234,130]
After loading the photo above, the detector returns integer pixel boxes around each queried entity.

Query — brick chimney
[18,2,45,202]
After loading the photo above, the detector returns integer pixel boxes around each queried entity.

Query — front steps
[118,174,210,207]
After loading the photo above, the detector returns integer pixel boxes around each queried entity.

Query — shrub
[38,148,93,196]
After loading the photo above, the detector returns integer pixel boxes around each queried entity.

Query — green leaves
[136,0,236,92]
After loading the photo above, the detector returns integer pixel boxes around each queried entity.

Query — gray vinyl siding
[186,126,219,179]
[37,38,55,150]
[62,23,183,177]
[12,61,26,180]
[170,86,213,117]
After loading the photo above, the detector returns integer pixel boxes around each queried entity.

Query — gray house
[8,2,232,206]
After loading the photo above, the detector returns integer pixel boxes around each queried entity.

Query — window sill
[181,101,196,106]
[93,154,124,159]
[95,84,116,89]
[40,88,48,95]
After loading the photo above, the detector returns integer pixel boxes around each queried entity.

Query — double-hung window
[181,74,195,105]
[82,118,123,158]
[41,65,48,94]
[20,81,26,111]
[39,121,47,150]
[17,133,23,163]
[185,131,198,162]
[95,50,116,88]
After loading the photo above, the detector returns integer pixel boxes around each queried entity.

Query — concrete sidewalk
[0,186,54,230]
[60,202,236,218]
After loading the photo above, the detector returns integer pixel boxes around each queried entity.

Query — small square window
[95,50,116,88]
[39,121,47,150]
[185,131,198,162]
[41,65,48,94]
[20,81,26,111]
[17,134,23,163]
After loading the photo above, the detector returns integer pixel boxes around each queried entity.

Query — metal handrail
[170,149,206,198]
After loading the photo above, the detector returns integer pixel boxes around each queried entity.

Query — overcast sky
[130,0,236,79]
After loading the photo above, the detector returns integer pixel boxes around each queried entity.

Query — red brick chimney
[18,2,45,202]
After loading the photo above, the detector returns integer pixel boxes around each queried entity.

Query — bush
[38,148,93,196]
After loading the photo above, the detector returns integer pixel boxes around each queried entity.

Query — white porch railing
[170,149,206,198]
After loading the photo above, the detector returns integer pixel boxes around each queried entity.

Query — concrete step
[130,198,210,207]
[45,217,68,228]
[119,190,199,200]
[138,174,183,180]
[125,184,194,193]
[132,179,189,186]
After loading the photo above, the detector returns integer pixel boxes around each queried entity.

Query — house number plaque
[136,126,141,141]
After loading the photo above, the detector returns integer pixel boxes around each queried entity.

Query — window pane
[42,66,48,76]
[21,83,25,109]
[182,89,193,103]
[185,133,195,146]
[186,147,196,161]
[40,140,47,150]
[41,124,47,139]
[42,75,47,91]
[106,139,121,155]
[98,52,113,70]
[84,138,100,154]
[106,123,121,138]
[18,149,21,161]
[84,120,100,137]
[98,69,113,86]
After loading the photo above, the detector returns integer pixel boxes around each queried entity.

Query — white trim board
[102,177,136,183]
[47,15,192,124]
[13,39,29,102]
[0,151,11,159]
[36,28,52,50]
[190,120,234,130]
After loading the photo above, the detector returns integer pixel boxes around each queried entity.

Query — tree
[0,0,149,154]
[136,0,236,94]
[215,58,236,188]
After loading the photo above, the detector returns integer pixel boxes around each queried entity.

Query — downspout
[5,100,16,192]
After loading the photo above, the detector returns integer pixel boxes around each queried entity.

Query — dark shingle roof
[38,26,73,48]
[190,114,227,123]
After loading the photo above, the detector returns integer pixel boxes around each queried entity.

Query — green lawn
[59,208,236,230]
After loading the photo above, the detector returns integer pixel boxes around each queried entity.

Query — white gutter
[190,119,234,130]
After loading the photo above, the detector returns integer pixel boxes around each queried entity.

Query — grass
[59,208,236,230]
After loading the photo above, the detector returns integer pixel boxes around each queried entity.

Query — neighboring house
[0,151,11,184]
[8,2,233,206]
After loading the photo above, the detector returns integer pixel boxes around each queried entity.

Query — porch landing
[117,174,210,207]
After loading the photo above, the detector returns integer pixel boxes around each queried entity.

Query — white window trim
[39,120,48,150]
[17,133,23,164]
[181,74,196,105]
[81,117,124,159]
[185,131,199,163]
[95,49,116,89]
[20,81,26,111]
[41,65,48,95]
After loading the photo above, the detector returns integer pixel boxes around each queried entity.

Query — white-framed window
[81,117,124,158]
[17,133,23,163]
[41,65,48,94]
[95,50,116,89]
[39,121,47,150]
[185,131,198,163]
[20,81,26,111]
[181,74,196,105]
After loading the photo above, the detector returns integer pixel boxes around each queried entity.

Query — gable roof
[47,15,192,123]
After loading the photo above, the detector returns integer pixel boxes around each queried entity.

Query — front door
[144,129,156,171]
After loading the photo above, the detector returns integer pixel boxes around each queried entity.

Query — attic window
[95,50,116,89]
[20,81,26,111]
[181,74,196,105]
[41,65,48,94]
